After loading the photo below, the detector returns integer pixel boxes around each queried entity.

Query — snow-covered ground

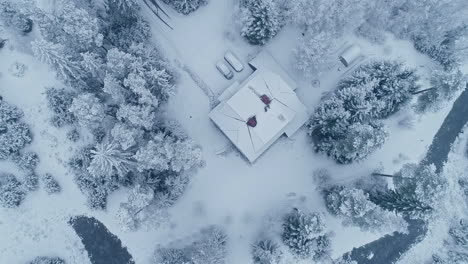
[0,0,465,263]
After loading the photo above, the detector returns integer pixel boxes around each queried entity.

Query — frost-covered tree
[416,70,467,113]
[106,0,140,14]
[338,61,419,118]
[33,0,102,51]
[0,173,26,208]
[116,104,156,130]
[42,173,61,194]
[369,189,433,218]
[325,186,408,232]
[12,151,39,172]
[282,208,325,258]
[154,247,191,264]
[87,141,134,178]
[69,93,105,129]
[294,31,337,77]
[116,184,154,231]
[45,87,76,127]
[31,39,81,82]
[308,60,418,163]
[190,226,228,264]
[27,256,65,264]
[284,0,368,36]
[252,239,282,264]
[111,122,144,150]
[240,0,281,45]
[0,101,32,160]
[134,132,202,173]
[0,1,33,34]
[162,0,208,15]
[320,122,388,164]
[24,172,39,191]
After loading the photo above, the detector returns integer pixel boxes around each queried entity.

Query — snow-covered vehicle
[224,51,244,72]
[216,61,234,80]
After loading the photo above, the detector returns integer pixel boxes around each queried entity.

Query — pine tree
[88,141,134,178]
[252,239,282,264]
[31,39,81,82]
[282,208,325,258]
[162,0,208,15]
[116,104,156,130]
[369,189,432,217]
[241,0,281,45]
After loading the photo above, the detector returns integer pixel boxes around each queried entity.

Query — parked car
[224,51,244,72]
[216,61,234,80]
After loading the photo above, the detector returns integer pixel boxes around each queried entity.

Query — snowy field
[0,0,467,263]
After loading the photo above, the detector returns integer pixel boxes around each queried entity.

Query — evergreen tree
[162,0,208,15]
[325,186,408,232]
[416,70,467,113]
[369,189,432,217]
[241,0,281,45]
[252,239,282,264]
[42,173,61,194]
[0,119,32,160]
[0,173,26,208]
[87,141,134,178]
[282,208,325,258]
[31,39,81,82]
[45,87,76,127]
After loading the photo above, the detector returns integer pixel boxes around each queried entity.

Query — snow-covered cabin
[209,50,308,162]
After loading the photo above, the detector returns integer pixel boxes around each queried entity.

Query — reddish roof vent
[247,116,257,127]
[260,94,271,105]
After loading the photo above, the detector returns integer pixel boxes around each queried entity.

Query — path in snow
[344,84,468,264]
[69,216,134,264]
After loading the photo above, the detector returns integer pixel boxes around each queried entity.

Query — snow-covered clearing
[0,0,464,264]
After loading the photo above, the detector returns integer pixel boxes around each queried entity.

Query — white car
[224,51,244,72]
[216,61,234,80]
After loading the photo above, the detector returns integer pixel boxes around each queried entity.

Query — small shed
[339,45,361,67]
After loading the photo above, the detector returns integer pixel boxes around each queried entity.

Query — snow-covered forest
[1,0,468,263]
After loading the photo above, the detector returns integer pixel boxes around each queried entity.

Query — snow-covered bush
[282,208,326,258]
[0,100,32,160]
[308,61,418,163]
[252,239,282,264]
[154,247,190,264]
[42,173,61,194]
[27,256,65,264]
[66,129,80,142]
[325,186,408,233]
[8,62,28,77]
[24,171,39,191]
[0,173,26,208]
[0,1,33,34]
[154,226,227,264]
[162,0,208,15]
[240,0,281,45]
[69,93,105,129]
[12,151,39,172]
[415,70,466,113]
[45,87,76,128]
